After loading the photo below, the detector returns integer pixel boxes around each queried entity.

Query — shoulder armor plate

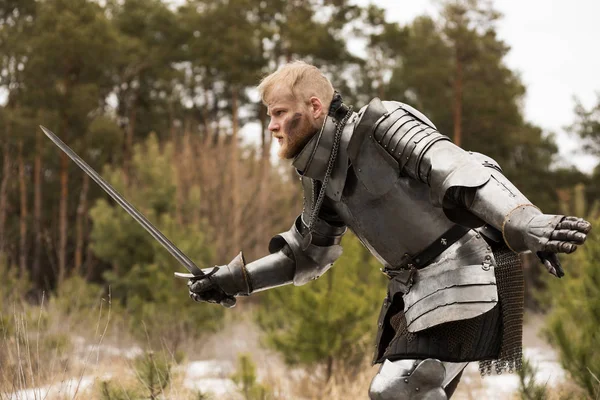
[347,99,450,195]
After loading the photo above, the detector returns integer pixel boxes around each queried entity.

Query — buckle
[381,267,416,294]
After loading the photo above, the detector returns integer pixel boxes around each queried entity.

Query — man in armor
[187,61,591,399]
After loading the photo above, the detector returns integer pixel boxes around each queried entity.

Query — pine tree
[89,134,223,350]
[378,0,561,212]
[544,213,600,398]
[256,233,387,382]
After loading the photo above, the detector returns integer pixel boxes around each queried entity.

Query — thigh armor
[369,358,468,400]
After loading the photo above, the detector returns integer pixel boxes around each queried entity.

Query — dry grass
[0,289,115,399]
[1,298,587,400]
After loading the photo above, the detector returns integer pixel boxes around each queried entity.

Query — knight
[187,61,591,399]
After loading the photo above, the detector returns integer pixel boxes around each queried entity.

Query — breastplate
[331,168,455,269]
[292,100,498,335]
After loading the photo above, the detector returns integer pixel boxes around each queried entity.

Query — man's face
[266,89,321,159]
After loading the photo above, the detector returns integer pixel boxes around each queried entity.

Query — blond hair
[258,61,334,108]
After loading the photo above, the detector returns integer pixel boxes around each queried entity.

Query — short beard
[278,113,320,159]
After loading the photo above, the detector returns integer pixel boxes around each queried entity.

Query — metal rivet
[404,378,409,383]
[415,387,420,392]
[486,246,491,251]
[485,255,491,260]
[358,168,362,172]
[378,322,383,328]
[482,263,490,271]
[475,234,481,239]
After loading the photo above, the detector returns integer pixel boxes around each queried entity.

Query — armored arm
[359,99,590,275]
[189,208,346,304]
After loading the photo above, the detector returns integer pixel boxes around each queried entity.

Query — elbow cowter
[269,215,346,285]
[423,140,552,253]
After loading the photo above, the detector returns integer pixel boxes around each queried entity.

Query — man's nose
[268,119,279,132]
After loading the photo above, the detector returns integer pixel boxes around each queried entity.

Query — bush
[133,351,172,399]
[517,357,548,400]
[231,353,272,400]
[98,380,143,400]
[89,134,224,350]
[545,217,600,398]
[256,233,387,382]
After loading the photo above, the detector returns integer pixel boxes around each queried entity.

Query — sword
[40,125,208,279]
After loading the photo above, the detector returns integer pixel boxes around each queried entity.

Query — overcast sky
[357,0,600,172]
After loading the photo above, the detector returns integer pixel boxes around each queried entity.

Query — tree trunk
[74,172,89,275]
[124,93,137,188]
[0,136,11,253]
[172,110,184,225]
[33,129,43,285]
[231,88,241,250]
[58,114,69,286]
[326,355,334,383]
[258,105,271,253]
[325,269,335,383]
[18,140,28,276]
[453,46,463,147]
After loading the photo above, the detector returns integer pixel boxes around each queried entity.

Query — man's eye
[275,110,285,116]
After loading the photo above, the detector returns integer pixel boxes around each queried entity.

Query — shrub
[545,217,600,398]
[89,134,224,350]
[231,353,272,400]
[256,233,387,382]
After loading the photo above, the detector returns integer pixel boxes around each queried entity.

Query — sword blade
[40,125,204,277]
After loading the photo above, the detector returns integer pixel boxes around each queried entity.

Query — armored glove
[188,252,249,308]
[503,205,592,278]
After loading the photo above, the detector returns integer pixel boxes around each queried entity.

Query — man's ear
[309,96,324,120]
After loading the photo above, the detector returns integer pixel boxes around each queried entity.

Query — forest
[1,0,600,398]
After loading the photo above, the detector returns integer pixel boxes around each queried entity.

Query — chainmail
[385,296,501,360]
[381,243,523,376]
[479,246,524,376]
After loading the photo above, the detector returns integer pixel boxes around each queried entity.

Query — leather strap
[390,224,471,272]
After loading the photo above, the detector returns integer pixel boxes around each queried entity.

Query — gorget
[292,111,357,202]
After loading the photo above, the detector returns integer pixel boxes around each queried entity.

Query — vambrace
[418,140,555,253]
[215,250,297,296]
[467,174,560,253]
[216,215,346,295]
[269,215,346,285]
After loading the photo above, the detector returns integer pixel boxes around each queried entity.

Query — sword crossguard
[174,266,220,280]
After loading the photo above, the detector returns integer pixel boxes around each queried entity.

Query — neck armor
[292,92,356,201]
